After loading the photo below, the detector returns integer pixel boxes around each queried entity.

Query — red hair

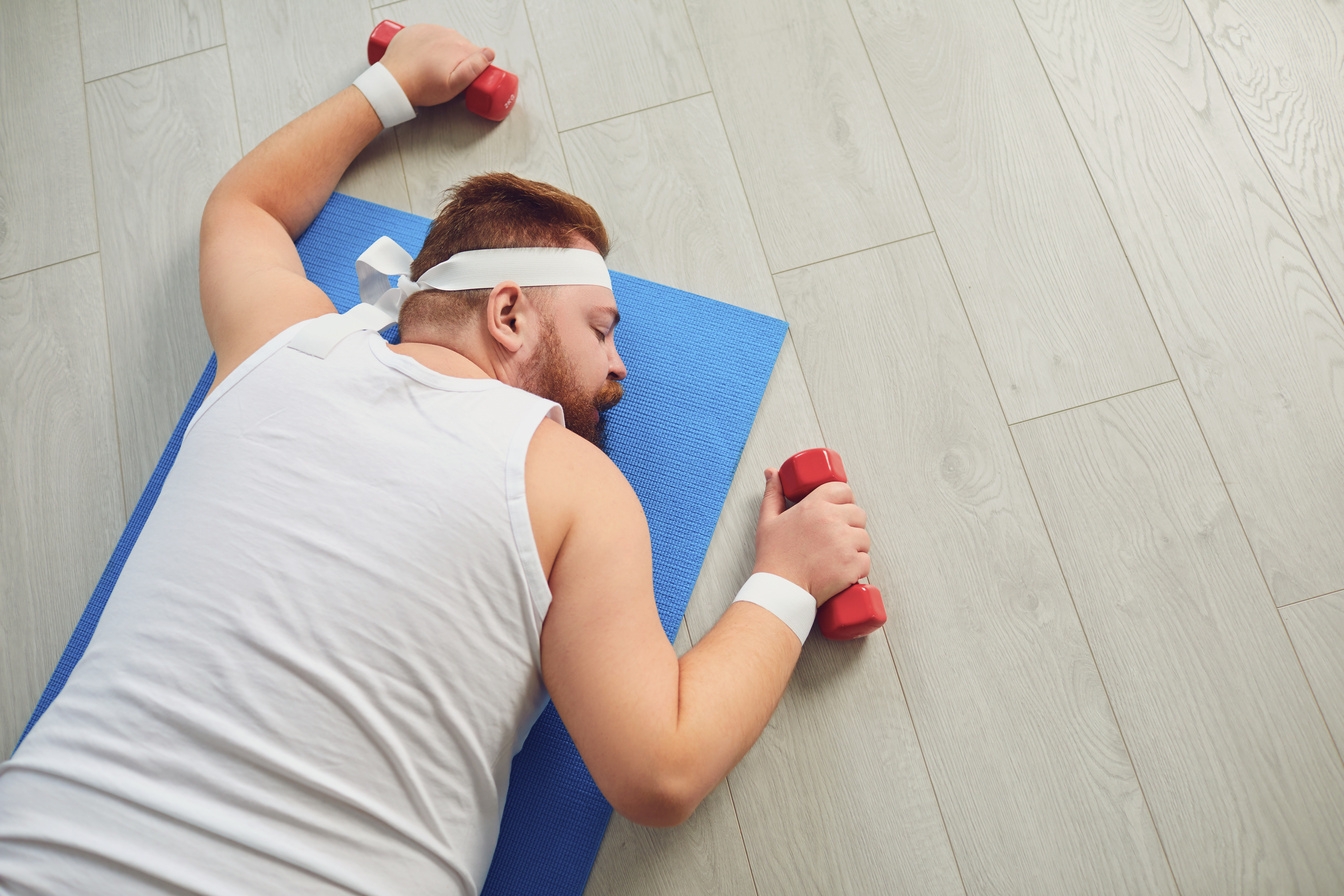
[400,173,609,336]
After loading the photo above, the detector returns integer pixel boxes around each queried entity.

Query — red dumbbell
[778,448,886,640]
[367,20,518,121]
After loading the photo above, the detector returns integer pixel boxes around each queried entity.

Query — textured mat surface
[20,191,787,895]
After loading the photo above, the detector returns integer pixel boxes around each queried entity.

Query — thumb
[448,49,493,96]
[757,468,785,525]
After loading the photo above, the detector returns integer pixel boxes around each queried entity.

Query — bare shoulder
[525,418,646,580]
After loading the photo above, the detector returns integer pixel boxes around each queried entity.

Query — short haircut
[400,173,610,336]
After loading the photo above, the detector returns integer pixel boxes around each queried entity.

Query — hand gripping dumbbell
[778,448,886,640]
[367,20,518,121]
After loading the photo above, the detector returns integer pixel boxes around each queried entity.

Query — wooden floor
[4,0,1344,892]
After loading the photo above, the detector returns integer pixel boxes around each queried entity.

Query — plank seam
[1007,380,1182,429]
[520,0,576,194]
[0,251,101,285]
[770,230,937,277]
[78,39,130,529]
[556,92,714,135]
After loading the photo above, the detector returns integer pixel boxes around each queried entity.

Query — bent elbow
[611,766,699,828]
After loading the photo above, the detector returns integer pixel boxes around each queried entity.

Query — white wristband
[732,573,817,645]
[353,62,416,129]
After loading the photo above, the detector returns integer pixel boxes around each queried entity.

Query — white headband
[353,236,612,330]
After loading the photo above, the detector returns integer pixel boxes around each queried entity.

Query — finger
[449,49,493,95]
[757,468,785,525]
[855,552,872,580]
[841,504,867,530]
[811,480,854,505]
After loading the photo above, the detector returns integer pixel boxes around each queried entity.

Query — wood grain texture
[683,0,930,273]
[1,255,125,757]
[386,0,570,216]
[775,235,1177,895]
[1186,0,1344,325]
[851,0,1174,424]
[1280,591,1344,764]
[1017,0,1344,605]
[1014,382,1344,895]
[585,622,759,896]
[220,0,409,210]
[86,48,240,512]
[561,94,777,315]
[524,0,708,132]
[0,0,98,279]
[565,92,962,894]
[78,0,226,82]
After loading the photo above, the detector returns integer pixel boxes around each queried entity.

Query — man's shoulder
[525,419,643,578]
[527,418,631,501]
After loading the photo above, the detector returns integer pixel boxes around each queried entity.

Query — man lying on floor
[0,23,870,896]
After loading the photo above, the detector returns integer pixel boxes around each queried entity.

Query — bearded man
[0,23,870,896]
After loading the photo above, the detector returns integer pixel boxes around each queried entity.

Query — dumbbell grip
[778,448,887,640]
[367,20,518,121]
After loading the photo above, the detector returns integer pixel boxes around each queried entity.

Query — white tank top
[0,314,563,895]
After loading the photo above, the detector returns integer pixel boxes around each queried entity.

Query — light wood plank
[1016,0,1344,605]
[385,0,570,215]
[683,0,930,273]
[1,255,125,756]
[851,0,1173,423]
[561,94,776,315]
[1187,0,1344,326]
[0,0,97,279]
[585,622,758,896]
[220,0,409,211]
[78,0,226,82]
[525,0,709,132]
[86,48,240,512]
[1281,591,1344,762]
[565,95,963,894]
[775,235,1177,895]
[1014,382,1344,894]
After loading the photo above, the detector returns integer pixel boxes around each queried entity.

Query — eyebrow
[598,307,621,328]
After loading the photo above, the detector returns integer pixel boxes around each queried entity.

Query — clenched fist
[378,23,495,109]
[752,468,871,606]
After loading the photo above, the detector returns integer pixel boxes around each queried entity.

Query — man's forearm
[210,86,384,239]
[671,600,803,815]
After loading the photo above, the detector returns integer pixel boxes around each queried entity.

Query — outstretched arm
[534,425,871,827]
[199,25,494,387]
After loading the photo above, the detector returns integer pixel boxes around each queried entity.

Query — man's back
[0,320,563,895]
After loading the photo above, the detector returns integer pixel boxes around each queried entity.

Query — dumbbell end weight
[367,19,403,65]
[818,583,886,640]
[779,447,846,504]
[464,67,518,121]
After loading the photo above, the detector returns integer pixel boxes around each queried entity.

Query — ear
[484,281,528,354]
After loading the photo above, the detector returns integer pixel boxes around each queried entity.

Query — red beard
[520,321,623,449]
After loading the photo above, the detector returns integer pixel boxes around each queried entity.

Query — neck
[388,339,494,380]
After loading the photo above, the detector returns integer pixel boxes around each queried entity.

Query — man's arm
[199,26,494,387]
[533,424,870,827]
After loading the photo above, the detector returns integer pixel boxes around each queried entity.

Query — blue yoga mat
[19,191,787,895]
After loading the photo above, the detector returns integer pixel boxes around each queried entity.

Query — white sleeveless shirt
[0,314,563,895]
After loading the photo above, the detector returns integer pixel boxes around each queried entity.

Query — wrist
[353,62,416,129]
[733,573,817,645]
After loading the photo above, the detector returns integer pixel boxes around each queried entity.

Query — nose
[610,344,626,380]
